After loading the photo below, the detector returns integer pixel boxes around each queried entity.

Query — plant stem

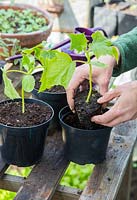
[86,62,92,103]
[85,52,92,103]
[22,87,25,113]
[73,60,86,64]
[7,70,27,75]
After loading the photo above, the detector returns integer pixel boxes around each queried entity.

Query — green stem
[74,60,87,64]
[7,70,27,75]
[85,52,92,103]
[22,87,25,113]
[86,62,92,102]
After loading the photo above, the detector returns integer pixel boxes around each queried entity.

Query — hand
[91,81,137,127]
[66,55,117,111]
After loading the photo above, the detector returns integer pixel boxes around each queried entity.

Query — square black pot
[118,12,137,35]
[92,3,118,37]
[0,61,6,84]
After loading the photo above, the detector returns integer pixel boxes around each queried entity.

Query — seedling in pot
[2,50,37,113]
[21,43,76,93]
[68,31,119,128]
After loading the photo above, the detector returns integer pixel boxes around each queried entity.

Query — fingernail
[97,97,103,103]
[91,117,95,122]
[72,109,75,113]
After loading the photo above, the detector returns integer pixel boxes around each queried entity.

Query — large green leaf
[36,50,56,67]
[69,33,88,53]
[89,31,119,62]
[22,75,35,92]
[2,70,20,99]
[39,51,76,92]
[21,54,35,72]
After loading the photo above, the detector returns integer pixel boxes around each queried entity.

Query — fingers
[66,88,75,111]
[91,107,121,126]
[66,65,89,110]
[97,89,121,104]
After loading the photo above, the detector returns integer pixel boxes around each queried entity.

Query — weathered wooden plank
[52,185,82,200]
[14,131,69,200]
[116,156,132,200]
[0,174,24,192]
[79,120,137,200]
[0,173,81,200]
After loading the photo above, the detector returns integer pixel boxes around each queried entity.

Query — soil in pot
[0,98,54,167]
[74,89,103,129]
[0,101,52,127]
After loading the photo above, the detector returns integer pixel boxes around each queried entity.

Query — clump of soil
[74,89,103,129]
[0,101,52,127]
[33,72,65,93]
[64,112,105,130]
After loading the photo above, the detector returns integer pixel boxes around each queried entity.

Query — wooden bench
[0,70,137,200]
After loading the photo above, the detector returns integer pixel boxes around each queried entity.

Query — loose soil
[74,89,103,129]
[33,72,65,93]
[0,101,52,127]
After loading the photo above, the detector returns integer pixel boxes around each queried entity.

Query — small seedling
[69,31,119,102]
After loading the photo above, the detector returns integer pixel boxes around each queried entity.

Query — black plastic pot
[0,60,6,84]
[92,3,118,37]
[0,98,54,167]
[59,106,112,165]
[32,88,67,130]
[118,12,137,35]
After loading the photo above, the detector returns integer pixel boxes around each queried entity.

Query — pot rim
[0,3,53,36]
[0,98,54,129]
[59,105,112,132]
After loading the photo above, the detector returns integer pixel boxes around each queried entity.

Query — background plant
[0,38,21,60]
[0,8,48,34]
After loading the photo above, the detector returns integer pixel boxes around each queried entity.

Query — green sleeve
[112,27,137,77]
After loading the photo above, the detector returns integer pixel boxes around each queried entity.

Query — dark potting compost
[74,89,102,129]
[0,101,52,127]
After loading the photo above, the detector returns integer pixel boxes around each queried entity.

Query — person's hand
[91,81,137,127]
[66,55,117,111]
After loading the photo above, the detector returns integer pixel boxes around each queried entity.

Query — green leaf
[36,50,56,66]
[22,75,35,92]
[39,52,76,92]
[89,31,119,62]
[22,43,44,54]
[69,33,88,53]
[2,70,20,99]
[90,60,107,68]
[21,54,35,72]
